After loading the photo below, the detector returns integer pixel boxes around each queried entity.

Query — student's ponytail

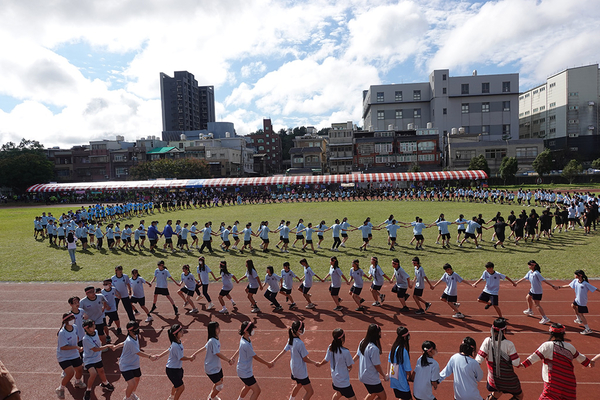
[575,269,589,282]
[459,336,476,357]
[330,328,345,354]
[420,341,436,367]
[288,321,303,345]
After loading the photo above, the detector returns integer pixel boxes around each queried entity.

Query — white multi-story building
[519,64,600,160]
[363,69,519,141]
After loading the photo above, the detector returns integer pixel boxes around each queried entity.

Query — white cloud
[1,0,600,147]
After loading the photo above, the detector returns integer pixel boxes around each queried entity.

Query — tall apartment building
[248,119,282,173]
[328,121,355,174]
[160,71,215,134]
[363,69,519,141]
[519,64,600,160]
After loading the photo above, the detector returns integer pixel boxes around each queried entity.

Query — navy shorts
[282,238,289,243]
[306,239,313,244]
[528,292,542,301]
[298,284,311,294]
[154,287,170,296]
[333,384,355,398]
[350,286,363,296]
[131,297,145,307]
[122,368,141,381]
[413,288,424,297]
[85,360,104,371]
[246,286,258,294]
[393,389,413,400]
[371,284,382,291]
[291,374,310,386]
[441,292,457,303]
[395,287,408,298]
[329,286,340,296]
[364,383,385,394]
[180,287,195,296]
[414,234,424,241]
[166,367,184,388]
[441,233,450,239]
[240,375,257,387]
[296,235,304,240]
[219,289,231,297]
[465,232,476,239]
[207,369,223,383]
[573,301,589,314]
[244,240,251,246]
[280,288,292,295]
[95,322,106,336]
[479,292,499,306]
[59,357,83,370]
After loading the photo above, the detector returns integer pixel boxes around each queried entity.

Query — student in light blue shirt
[353,324,388,397]
[154,324,196,400]
[439,337,483,400]
[149,260,181,317]
[240,223,255,253]
[272,321,318,399]
[81,319,116,398]
[429,215,455,249]
[410,217,428,250]
[116,321,155,400]
[56,313,86,396]
[385,220,400,250]
[388,327,412,399]
[292,219,306,248]
[195,322,235,400]
[298,222,317,253]
[236,322,274,400]
[472,262,516,319]
[459,217,483,248]
[316,328,355,399]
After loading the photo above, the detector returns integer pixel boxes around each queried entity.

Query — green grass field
[2,200,598,283]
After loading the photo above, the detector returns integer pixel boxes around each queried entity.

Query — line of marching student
[55,256,598,400]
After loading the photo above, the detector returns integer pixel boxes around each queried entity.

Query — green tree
[532,148,553,177]
[561,159,582,184]
[468,154,490,176]
[408,162,421,172]
[0,138,54,192]
[499,156,518,184]
[129,158,211,180]
[591,158,600,169]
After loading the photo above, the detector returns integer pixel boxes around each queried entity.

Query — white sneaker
[145,315,153,322]
[581,328,593,335]
[207,303,215,310]
[219,308,228,314]
[435,241,440,244]
[523,309,534,316]
[317,245,322,249]
[55,387,65,399]
[539,316,550,324]
[306,303,316,309]
[340,243,346,247]
[476,245,482,249]
[74,380,87,389]
[452,313,465,319]
[575,318,583,324]
[231,300,236,306]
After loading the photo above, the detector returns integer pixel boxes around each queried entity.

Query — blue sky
[0,0,599,148]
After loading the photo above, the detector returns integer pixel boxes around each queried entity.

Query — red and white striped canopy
[26,170,487,192]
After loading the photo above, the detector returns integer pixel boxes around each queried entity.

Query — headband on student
[243,323,253,333]
[173,326,182,335]
[63,313,74,322]
[402,330,410,337]
[128,325,139,331]
[550,325,565,334]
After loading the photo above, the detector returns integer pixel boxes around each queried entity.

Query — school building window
[414,108,421,118]
[481,103,490,113]
[503,101,510,111]
[377,111,384,120]
[485,149,507,159]
[461,103,469,113]
[455,150,475,159]
[377,92,384,102]
[502,81,511,92]
[516,147,538,158]
[461,84,469,94]
[413,90,421,100]
[395,110,403,119]
[395,91,403,101]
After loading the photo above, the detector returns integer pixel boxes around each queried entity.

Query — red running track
[0,281,598,400]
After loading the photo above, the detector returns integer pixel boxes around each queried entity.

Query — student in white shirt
[439,337,483,400]
[431,263,471,318]
[353,324,389,399]
[81,319,117,400]
[216,261,239,315]
[515,260,557,325]
[298,258,324,309]
[238,259,263,313]
[558,269,598,335]
[271,321,318,400]
[472,262,516,319]
[413,341,440,400]
[316,328,356,400]
[56,313,86,399]
[234,321,274,400]
[149,260,181,317]
[191,321,235,400]
[349,259,369,311]
[197,256,219,310]
[177,264,199,314]
[154,324,196,400]
[280,262,302,310]
[323,256,350,311]
[116,321,156,400]
[391,258,412,312]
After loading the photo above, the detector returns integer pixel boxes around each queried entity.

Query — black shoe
[415,309,425,314]
[101,382,115,391]
[174,306,179,316]
[485,303,492,310]
[355,306,365,311]
[116,328,122,335]
[425,302,432,311]
[105,335,112,344]
[400,306,410,312]
[360,298,365,304]
[404,293,410,301]
[150,304,157,313]
[84,390,91,400]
